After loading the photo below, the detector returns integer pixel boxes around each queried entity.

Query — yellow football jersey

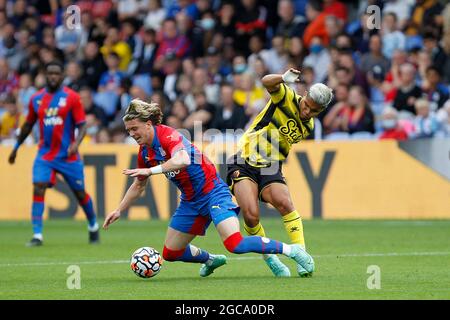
[238,83,314,167]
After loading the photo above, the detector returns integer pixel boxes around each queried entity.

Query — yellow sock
[282,210,305,248]
[244,222,266,237]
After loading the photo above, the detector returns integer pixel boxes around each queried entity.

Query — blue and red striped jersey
[26,86,86,161]
[137,125,220,202]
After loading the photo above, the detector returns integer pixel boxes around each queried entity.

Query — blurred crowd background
[0,0,449,145]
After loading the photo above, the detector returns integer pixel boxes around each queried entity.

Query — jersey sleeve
[25,97,37,124]
[159,126,186,157]
[270,83,287,104]
[70,92,86,125]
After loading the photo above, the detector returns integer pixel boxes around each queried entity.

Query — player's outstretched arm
[8,121,34,165]
[122,149,191,178]
[262,68,301,93]
[103,178,147,229]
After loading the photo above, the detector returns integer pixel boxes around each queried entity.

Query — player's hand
[122,168,151,177]
[103,210,121,230]
[282,68,301,83]
[67,143,78,156]
[8,150,17,165]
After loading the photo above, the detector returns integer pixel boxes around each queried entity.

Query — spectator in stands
[413,98,440,138]
[303,0,328,50]
[381,12,406,60]
[100,27,132,72]
[275,0,307,47]
[97,52,126,120]
[63,61,88,92]
[382,0,412,30]
[211,82,249,133]
[166,98,189,130]
[55,11,83,58]
[405,0,443,37]
[175,73,195,112]
[81,41,107,91]
[154,18,191,70]
[204,46,232,86]
[303,36,331,83]
[80,87,108,128]
[17,73,36,116]
[337,85,375,134]
[322,83,350,134]
[436,100,450,137]
[0,58,18,101]
[216,1,236,41]
[393,63,423,115]
[422,66,449,111]
[233,72,266,123]
[192,67,220,106]
[121,18,143,66]
[0,94,25,142]
[325,15,345,46]
[338,50,369,95]
[144,0,167,32]
[379,107,409,141]
[234,0,267,56]
[258,35,289,75]
[183,89,216,135]
[422,30,449,76]
[360,34,390,76]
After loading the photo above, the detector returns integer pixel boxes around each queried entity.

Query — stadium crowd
[0,0,450,145]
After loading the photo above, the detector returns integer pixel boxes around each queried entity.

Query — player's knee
[242,206,260,227]
[223,232,244,253]
[74,190,87,203]
[272,197,294,214]
[162,246,184,261]
[33,183,47,196]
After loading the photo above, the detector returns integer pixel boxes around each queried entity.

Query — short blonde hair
[122,98,163,125]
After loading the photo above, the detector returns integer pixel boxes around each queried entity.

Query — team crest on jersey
[58,98,67,107]
[280,119,302,144]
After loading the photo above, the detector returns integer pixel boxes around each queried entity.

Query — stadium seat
[324,132,351,140]
[351,131,375,140]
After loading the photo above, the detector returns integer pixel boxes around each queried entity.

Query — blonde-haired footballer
[226,68,333,277]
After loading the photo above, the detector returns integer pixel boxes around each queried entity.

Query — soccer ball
[130,247,163,278]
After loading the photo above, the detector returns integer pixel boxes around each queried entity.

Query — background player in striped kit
[8,61,99,246]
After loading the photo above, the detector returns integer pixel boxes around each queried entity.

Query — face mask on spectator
[382,119,397,129]
[310,44,323,54]
[201,18,215,30]
[234,63,247,74]
[87,125,99,136]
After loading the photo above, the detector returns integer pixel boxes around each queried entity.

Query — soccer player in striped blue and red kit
[103,99,314,277]
[8,61,99,247]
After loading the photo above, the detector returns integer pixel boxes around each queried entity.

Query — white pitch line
[1,251,449,268]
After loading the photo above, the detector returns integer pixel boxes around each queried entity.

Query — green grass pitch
[0,219,449,300]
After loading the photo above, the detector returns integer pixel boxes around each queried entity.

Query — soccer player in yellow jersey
[226,68,333,277]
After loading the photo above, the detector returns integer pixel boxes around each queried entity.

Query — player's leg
[165,202,227,277]
[28,158,55,246]
[261,183,305,248]
[59,160,99,243]
[71,189,99,243]
[162,227,205,262]
[232,179,290,276]
[28,182,48,246]
[215,216,314,275]
[261,183,312,277]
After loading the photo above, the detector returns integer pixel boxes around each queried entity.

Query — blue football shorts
[32,157,86,191]
[169,181,240,236]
